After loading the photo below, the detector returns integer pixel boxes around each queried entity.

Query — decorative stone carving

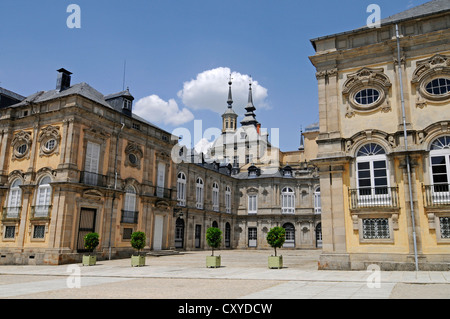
[38,125,61,157]
[412,54,450,106]
[124,142,144,169]
[342,67,392,114]
[11,130,32,161]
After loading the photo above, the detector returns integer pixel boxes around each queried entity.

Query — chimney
[56,68,72,91]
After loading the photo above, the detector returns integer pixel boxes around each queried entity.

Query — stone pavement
[0,250,449,299]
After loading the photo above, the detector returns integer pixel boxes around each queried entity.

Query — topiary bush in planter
[206,227,222,268]
[130,231,146,267]
[266,227,286,269]
[83,232,99,266]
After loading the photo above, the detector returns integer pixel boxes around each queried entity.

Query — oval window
[44,139,56,151]
[426,78,450,96]
[16,144,28,155]
[128,153,138,165]
[355,88,380,106]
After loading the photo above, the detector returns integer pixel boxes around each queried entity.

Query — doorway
[77,208,96,252]
[153,215,164,250]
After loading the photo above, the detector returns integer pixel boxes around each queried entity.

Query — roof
[11,82,112,108]
[8,82,165,132]
[0,87,25,102]
[310,0,450,46]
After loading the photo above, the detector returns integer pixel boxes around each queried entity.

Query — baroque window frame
[412,54,450,108]
[342,67,392,118]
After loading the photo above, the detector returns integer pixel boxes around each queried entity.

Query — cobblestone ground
[0,249,449,299]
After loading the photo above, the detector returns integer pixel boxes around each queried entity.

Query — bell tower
[222,75,238,134]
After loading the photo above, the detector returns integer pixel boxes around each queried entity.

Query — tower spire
[227,74,233,108]
[222,75,238,134]
[240,79,259,127]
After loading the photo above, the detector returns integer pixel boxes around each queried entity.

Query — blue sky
[0,0,429,151]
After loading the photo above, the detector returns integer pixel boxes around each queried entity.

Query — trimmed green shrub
[131,231,146,256]
[84,232,99,254]
[206,227,222,256]
[266,227,286,257]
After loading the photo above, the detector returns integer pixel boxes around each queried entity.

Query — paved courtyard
[1,249,449,299]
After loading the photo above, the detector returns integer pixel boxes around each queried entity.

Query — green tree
[131,231,146,256]
[206,227,222,256]
[84,232,99,254]
[266,227,286,257]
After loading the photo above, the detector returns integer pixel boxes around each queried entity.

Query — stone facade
[309,1,450,270]
[0,70,178,265]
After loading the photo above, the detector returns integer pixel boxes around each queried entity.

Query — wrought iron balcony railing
[424,184,450,207]
[121,210,139,224]
[155,186,173,200]
[80,171,108,187]
[349,187,399,209]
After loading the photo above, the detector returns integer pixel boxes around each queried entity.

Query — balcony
[424,184,450,208]
[121,210,139,224]
[32,205,51,218]
[3,206,21,219]
[349,187,399,209]
[80,171,108,187]
[155,186,173,200]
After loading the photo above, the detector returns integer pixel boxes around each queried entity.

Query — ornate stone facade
[309,1,450,270]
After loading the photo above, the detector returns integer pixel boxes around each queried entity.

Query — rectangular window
[123,228,133,240]
[33,225,45,239]
[225,192,231,214]
[440,217,450,239]
[248,195,257,214]
[362,218,390,239]
[4,226,15,239]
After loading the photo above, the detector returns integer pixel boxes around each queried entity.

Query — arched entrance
[283,223,295,248]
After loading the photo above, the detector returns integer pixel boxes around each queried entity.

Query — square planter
[206,255,221,268]
[82,255,96,266]
[131,255,146,267]
[268,256,283,269]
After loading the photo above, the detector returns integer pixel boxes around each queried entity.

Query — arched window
[196,177,204,209]
[177,172,187,206]
[356,143,390,204]
[281,187,295,214]
[314,186,321,214]
[225,186,232,213]
[7,179,23,218]
[430,136,450,197]
[283,223,295,248]
[212,221,218,228]
[212,182,219,212]
[35,176,52,217]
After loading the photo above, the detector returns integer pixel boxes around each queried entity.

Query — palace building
[309,0,450,270]
[0,68,321,264]
[0,69,179,264]
[175,78,322,251]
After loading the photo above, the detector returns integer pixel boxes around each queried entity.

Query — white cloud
[134,94,194,126]
[194,137,214,154]
[177,67,269,115]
